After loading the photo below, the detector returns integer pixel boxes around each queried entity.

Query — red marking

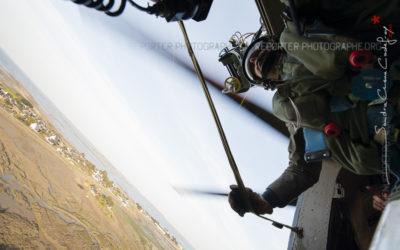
[349,50,372,68]
[325,123,341,137]
[389,24,393,39]
[371,15,380,24]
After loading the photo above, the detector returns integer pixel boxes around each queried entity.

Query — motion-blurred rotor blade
[174,187,228,197]
[157,49,289,138]
[174,187,297,206]
[123,25,289,138]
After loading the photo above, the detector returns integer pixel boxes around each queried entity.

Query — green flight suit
[263,21,399,207]
[256,3,400,249]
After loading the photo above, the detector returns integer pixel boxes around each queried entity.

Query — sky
[0,1,294,249]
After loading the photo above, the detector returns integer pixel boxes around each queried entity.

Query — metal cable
[178,20,302,236]
[177,21,246,193]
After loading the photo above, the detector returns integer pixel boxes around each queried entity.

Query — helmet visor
[243,37,279,84]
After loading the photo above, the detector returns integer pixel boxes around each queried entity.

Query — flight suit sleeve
[262,125,322,207]
[280,28,353,80]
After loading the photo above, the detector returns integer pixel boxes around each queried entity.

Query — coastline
[0,65,182,249]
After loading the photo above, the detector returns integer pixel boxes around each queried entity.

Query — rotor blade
[174,187,297,206]
[174,187,228,197]
[156,49,290,138]
[120,25,289,138]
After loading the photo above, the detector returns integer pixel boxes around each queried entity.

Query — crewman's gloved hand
[228,185,273,217]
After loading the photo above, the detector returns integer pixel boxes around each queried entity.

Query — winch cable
[177,21,246,194]
[178,21,303,236]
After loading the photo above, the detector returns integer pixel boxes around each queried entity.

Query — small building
[30,123,38,131]
[4,92,12,99]
[29,120,46,132]
[92,170,102,182]
[46,135,61,145]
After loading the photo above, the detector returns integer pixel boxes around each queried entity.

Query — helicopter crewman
[229,35,400,214]
[228,1,400,248]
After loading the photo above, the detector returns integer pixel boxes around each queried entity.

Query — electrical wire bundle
[70,0,131,16]
[69,0,213,22]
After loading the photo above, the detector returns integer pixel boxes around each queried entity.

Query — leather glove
[228,185,273,217]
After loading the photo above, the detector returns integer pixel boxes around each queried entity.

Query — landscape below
[0,65,181,250]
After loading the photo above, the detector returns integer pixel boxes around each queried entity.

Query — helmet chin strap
[255,79,285,91]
